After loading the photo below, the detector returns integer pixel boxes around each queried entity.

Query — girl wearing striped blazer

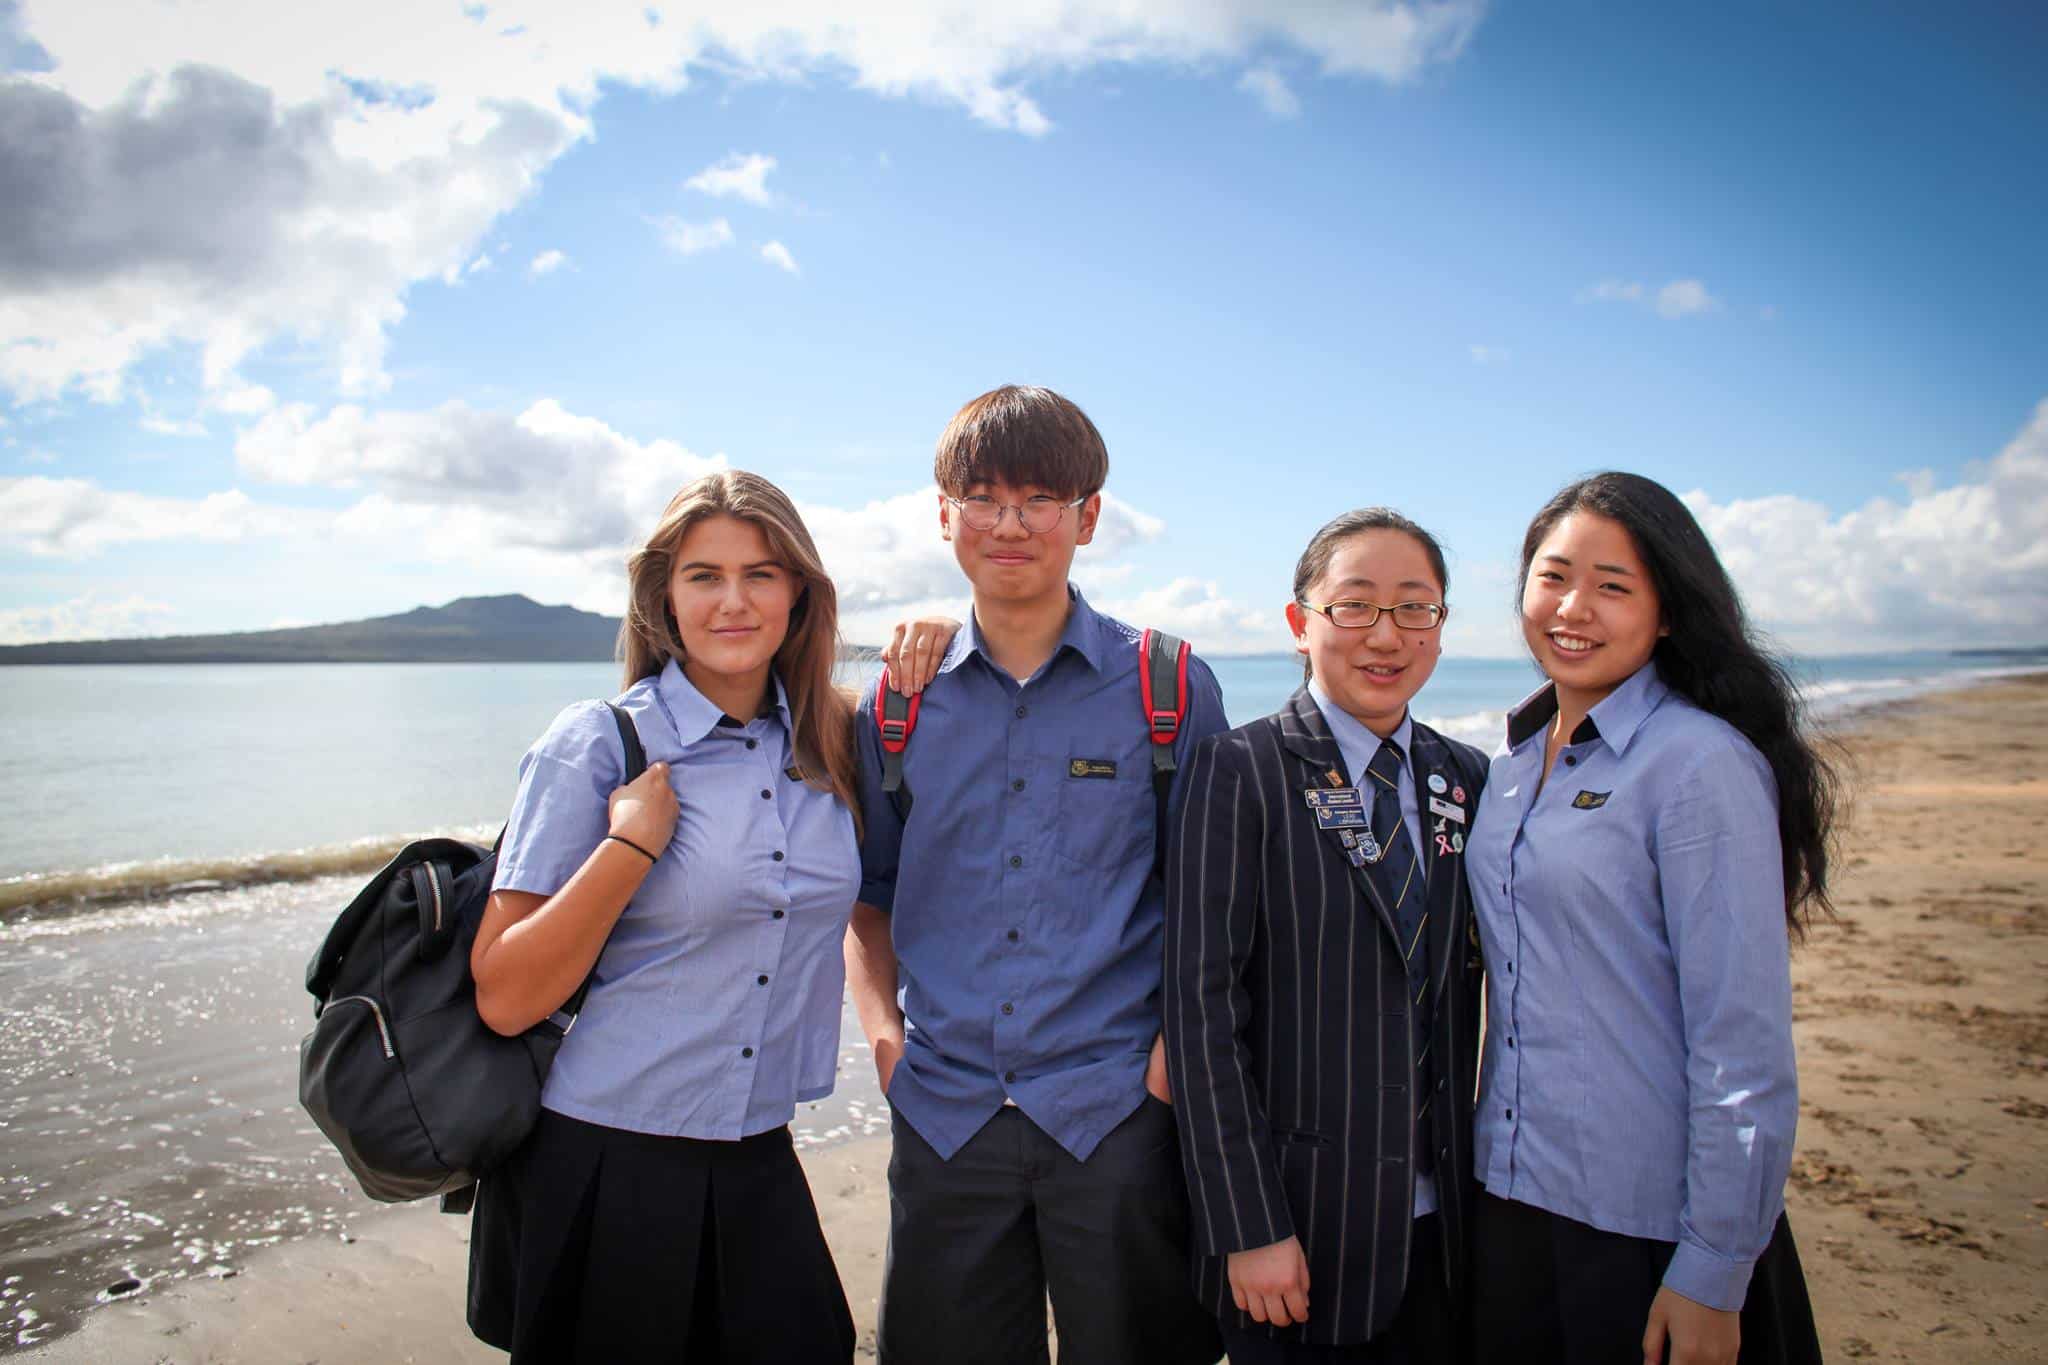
[1164,509,1487,1364]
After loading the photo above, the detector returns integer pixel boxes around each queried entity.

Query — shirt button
[1001,1002,1014,1015]
[745,738,758,750]
[1505,1107,1514,1120]
[1005,1070,1017,1083]
[1015,705,1027,719]
[1565,755,1577,767]
[742,1047,754,1058]
[1012,778,1025,792]
[1507,1036,1516,1048]
[772,909,785,919]
[757,974,769,985]
[772,850,785,861]
[760,789,773,800]
[1007,929,1020,942]
[1009,855,1022,868]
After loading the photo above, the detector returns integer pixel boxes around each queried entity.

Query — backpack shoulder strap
[549,701,649,1027]
[874,669,920,819]
[1139,629,1191,865]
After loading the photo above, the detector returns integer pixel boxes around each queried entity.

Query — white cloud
[139,414,207,437]
[759,241,800,274]
[655,216,736,256]
[1683,398,2048,652]
[1579,279,1644,304]
[0,591,176,644]
[1237,65,1301,118]
[527,248,568,277]
[211,382,277,416]
[1654,278,1719,319]
[1579,277,1721,319]
[2,1,1483,403]
[1092,577,1288,655]
[687,151,778,205]
[18,447,57,465]
[0,477,296,557]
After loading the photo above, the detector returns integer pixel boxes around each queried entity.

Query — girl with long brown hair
[466,469,863,1363]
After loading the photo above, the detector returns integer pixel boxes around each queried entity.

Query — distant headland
[0,594,883,665]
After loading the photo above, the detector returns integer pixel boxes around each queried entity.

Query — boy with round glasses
[845,385,1227,1365]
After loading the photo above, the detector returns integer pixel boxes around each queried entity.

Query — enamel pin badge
[1427,795,1466,825]
[1427,773,1447,795]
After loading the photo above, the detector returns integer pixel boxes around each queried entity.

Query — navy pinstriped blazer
[1162,687,1488,1347]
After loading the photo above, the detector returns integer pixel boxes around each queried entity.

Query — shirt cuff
[858,878,895,913]
[1661,1240,1756,1313]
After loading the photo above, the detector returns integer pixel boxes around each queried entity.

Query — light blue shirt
[1469,663,1797,1312]
[495,660,860,1139]
[856,587,1229,1161]
[1306,682,1436,1220]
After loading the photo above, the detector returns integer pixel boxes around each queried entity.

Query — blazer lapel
[1410,724,1464,1001]
[1279,687,1404,953]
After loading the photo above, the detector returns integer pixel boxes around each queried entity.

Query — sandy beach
[17,674,2048,1363]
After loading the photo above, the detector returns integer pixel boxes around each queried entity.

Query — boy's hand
[873,1035,904,1093]
[1145,1032,1171,1104]
[882,616,962,695]
[1227,1236,1310,1327]
[1642,1285,1739,1365]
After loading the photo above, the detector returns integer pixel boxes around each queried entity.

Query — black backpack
[298,701,645,1213]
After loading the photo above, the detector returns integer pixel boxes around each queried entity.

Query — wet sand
[14,675,2048,1362]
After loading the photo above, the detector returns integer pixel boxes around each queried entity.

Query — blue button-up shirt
[1307,683,1436,1220]
[1469,663,1797,1312]
[856,587,1228,1161]
[495,660,860,1140]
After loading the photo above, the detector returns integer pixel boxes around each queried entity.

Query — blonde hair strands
[620,470,861,833]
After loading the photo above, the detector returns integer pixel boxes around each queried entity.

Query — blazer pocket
[1269,1125,1334,1149]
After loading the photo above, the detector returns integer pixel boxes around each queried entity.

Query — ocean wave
[0,825,499,922]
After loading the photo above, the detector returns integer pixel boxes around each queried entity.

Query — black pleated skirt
[468,1108,856,1364]
[1471,1191,1823,1365]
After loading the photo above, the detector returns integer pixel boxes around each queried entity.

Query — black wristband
[604,833,659,864]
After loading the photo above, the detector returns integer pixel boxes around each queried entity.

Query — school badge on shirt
[1571,790,1611,810]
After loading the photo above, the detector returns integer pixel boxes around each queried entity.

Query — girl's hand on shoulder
[607,761,677,858]
[1642,1285,1739,1365]
[882,616,962,695]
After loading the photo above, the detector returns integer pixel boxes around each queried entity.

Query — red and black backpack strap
[1139,628,1191,863]
[875,668,921,818]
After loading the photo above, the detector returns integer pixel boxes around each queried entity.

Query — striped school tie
[1363,739,1435,1147]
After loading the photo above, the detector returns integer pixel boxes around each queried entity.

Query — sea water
[0,650,2041,892]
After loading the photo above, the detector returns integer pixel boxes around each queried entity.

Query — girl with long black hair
[1467,472,1835,1365]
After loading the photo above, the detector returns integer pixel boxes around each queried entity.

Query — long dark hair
[1518,472,1839,934]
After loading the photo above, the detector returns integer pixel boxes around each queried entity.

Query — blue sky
[2,0,2043,655]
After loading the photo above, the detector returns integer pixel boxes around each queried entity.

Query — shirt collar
[1504,660,1668,755]
[1307,678,1412,775]
[656,657,790,744]
[943,583,1109,677]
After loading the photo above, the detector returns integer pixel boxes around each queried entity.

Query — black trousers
[468,1109,855,1364]
[1220,1214,1457,1364]
[878,1097,1223,1365]
[1469,1191,1821,1365]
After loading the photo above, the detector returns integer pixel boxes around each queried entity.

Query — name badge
[1572,789,1611,810]
[1428,795,1467,825]
[1316,806,1369,831]
[1303,786,1365,811]
[1069,758,1118,780]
